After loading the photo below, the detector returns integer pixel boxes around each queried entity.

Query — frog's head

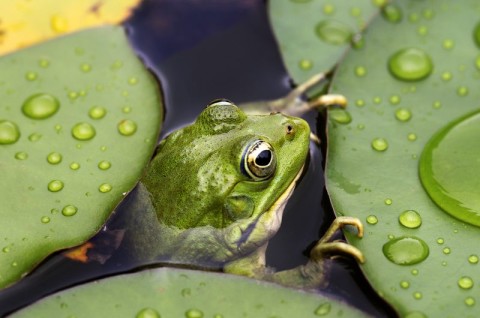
[142,99,310,264]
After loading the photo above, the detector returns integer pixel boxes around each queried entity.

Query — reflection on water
[0,1,394,316]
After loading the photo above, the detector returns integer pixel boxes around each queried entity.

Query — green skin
[128,101,330,287]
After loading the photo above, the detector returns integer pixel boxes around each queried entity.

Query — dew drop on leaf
[118,119,137,136]
[382,236,429,265]
[388,48,433,81]
[72,123,96,141]
[398,210,422,229]
[419,110,480,227]
[0,120,21,145]
[22,93,60,119]
[315,20,353,45]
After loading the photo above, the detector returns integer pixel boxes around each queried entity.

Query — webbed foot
[310,216,365,264]
[240,72,347,117]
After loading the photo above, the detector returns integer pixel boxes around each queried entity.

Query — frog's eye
[242,140,276,180]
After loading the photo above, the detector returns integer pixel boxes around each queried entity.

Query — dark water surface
[0,1,394,316]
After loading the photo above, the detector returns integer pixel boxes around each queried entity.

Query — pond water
[0,1,394,316]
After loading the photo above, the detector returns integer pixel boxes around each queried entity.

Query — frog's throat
[224,164,305,257]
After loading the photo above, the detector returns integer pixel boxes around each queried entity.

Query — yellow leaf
[0,0,142,55]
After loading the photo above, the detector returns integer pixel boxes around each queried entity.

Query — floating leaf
[0,0,142,55]
[0,26,162,289]
[11,268,368,317]
[326,0,480,316]
[268,0,380,84]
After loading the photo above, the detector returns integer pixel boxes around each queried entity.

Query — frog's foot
[310,216,365,264]
[264,72,347,117]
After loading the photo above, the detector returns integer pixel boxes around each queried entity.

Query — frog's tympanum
[129,97,363,289]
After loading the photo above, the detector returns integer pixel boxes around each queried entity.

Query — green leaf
[0,26,162,289]
[326,0,480,316]
[268,0,381,84]
[11,268,369,317]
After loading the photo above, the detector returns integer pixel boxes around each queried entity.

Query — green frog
[128,74,364,288]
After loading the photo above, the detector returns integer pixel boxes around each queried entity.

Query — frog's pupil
[255,150,271,166]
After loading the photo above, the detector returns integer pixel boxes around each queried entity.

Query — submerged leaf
[326,0,480,316]
[0,26,162,289]
[11,268,368,317]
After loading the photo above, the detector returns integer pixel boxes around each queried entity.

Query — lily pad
[0,0,142,56]
[0,26,162,289]
[326,0,480,316]
[11,268,368,317]
[268,0,381,84]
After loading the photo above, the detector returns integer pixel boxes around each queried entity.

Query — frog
[126,72,364,288]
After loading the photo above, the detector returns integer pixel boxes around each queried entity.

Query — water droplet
[382,4,402,23]
[399,210,422,229]
[458,276,474,289]
[48,180,64,192]
[314,303,331,316]
[72,123,96,141]
[350,7,361,17]
[11,261,18,267]
[373,97,381,104]
[100,146,107,151]
[443,247,451,255]
[371,138,388,152]
[465,297,475,307]
[68,91,78,100]
[88,106,107,119]
[39,59,50,68]
[122,106,132,114]
[408,13,419,23]
[15,152,28,160]
[385,198,393,205]
[436,238,444,244]
[366,215,378,225]
[62,205,77,217]
[468,255,479,264]
[356,99,365,107]
[407,133,417,141]
[70,162,80,170]
[28,133,42,142]
[299,59,313,70]
[400,281,410,289]
[441,71,452,81]
[117,119,137,136]
[389,95,401,105]
[355,66,367,77]
[25,71,37,81]
[419,110,480,227]
[51,208,59,214]
[97,160,111,170]
[99,183,112,193]
[22,93,60,120]
[442,39,454,50]
[80,63,91,72]
[128,77,138,85]
[315,20,353,45]
[329,109,352,124]
[0,120,20,145]
[413,292,422,300]
[47,152,62,164]
[135,308,160,318]
[50,14,68,33]
[41,216,50,224]
[457,86,469,96]
[185,309,204,318]
[388,48,433,81]
[395,108,412,122]
[417,26,428,36]
[382,236,429,265]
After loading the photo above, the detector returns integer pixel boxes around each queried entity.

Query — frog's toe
[310,241,365,264]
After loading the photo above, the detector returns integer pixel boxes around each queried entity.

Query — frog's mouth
[224,163,306,257]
